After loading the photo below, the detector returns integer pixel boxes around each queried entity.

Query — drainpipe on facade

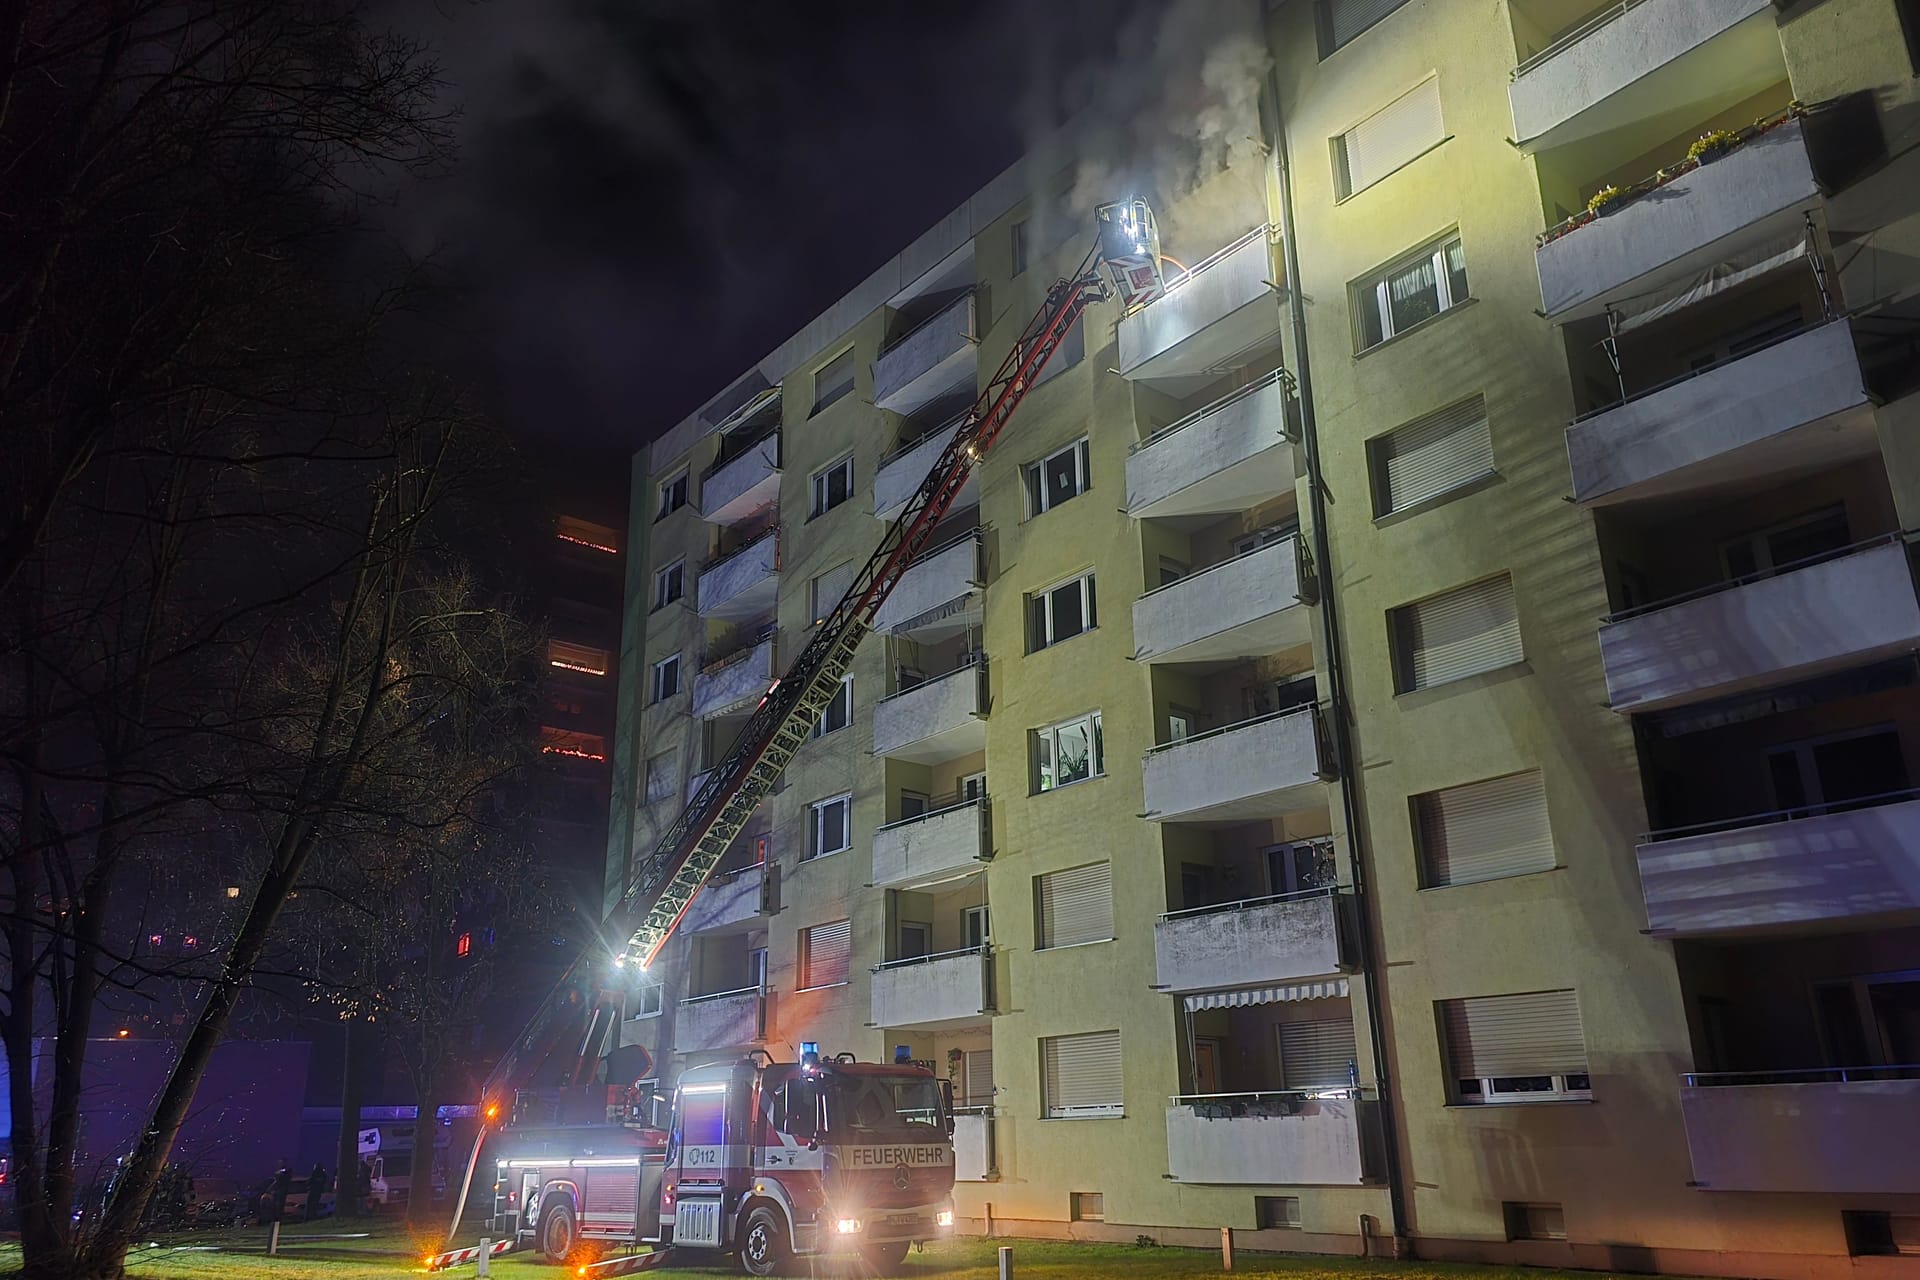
[1262,66,1411,1257]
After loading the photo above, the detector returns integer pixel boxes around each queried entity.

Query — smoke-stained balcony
[1681,1068,1920,1193]
[870,947,993,1031]
[1599,537,1920,714]
[874,415,977,525]
[1143,706,1327,825]
[873,293,978,417]
[696,529,780,622]
[1133,537,1312,668]
[873,660,987,763]
[675,987,764,1053]
[869,530,982,639]
[870,797,989,891]
[1117,228,1282,394]
[1154,889,1348,995]
[699,424,781,525]
[1126,372,1296,522]
[1165,1090,1373,1186]
[691,630,776,719]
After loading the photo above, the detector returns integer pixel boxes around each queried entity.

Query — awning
[886,594,980,635]
[1612,233,1810,335]
[1183,977,1348,1012]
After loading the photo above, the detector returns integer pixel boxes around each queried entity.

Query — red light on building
[456,932,472,958]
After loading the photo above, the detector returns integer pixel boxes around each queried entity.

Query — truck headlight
[936,1210,954,1227]
[835,1218,863,1234]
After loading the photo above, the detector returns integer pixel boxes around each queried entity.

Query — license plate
[676,1198,722,1248]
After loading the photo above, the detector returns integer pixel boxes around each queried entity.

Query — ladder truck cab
[496,1046,955,1275]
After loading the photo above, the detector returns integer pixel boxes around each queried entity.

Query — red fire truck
[492,1046,954,1275]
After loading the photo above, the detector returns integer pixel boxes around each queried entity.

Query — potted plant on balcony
[1687,128,1738,165]
[1586,184,1624,217]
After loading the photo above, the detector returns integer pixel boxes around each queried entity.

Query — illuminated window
[540,727,607,762]
[556,516,619,554]
[225,886,241,899]
[1354,234,1469,351]
[810,456,853,518]
[656,470,689,520]
[548,639,610,676]
[456,932,472,958]
[811,348,855,415]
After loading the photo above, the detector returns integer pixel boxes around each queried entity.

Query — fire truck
[436,200,1169,1274]
[491,1046,955,1274]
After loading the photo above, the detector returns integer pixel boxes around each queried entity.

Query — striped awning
[1183,977,1348,1012]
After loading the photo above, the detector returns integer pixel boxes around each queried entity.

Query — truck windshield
[823,1075,944,1139]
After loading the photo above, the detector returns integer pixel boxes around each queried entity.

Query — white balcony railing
[675,987,764,1053]
[1133,536,1311,666]
[1681,1067,1920,1193]
[869,530,981,635]
[1117,228,1281,389]
[872,659,986,762]
[874,413,974,524]
[691,631,776,719]
[869,947,992,1030]
[699,425,781,525]
[1165,1090,1370,1186]
[697,528,780,621]
[870,796,989,890]
[1154,888,1346,994]
[874,293,978,415]
[1143,706,1326,824]
[1126,370,1296,521]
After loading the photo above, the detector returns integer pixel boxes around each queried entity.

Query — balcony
[874,415,977,524]
[1133,538,1312,668]
[873,661,987,762]
[1509,0,1781,152]
[874,293,977,416]
[1117,228,1282,393]
[1538,115,1821,321]
[953,1110,995,1182]
[1598,537,1920,714]
[1154,890,1347,995]
[869,948,993,1031]
[1680,1068,1920,1193]
[869,531,981,637]
[691,631,776,719]
[1635,793,1920,935]
[699,426,781,525]
[1567,319,1875,506]
[675,987,764,1053]
[696,529,779,622]
[871,798,989,891]
[1165,1091,1371,1186]
[678,867,766,935]
[1143,707,1326,825]
[1126,372,1295,522]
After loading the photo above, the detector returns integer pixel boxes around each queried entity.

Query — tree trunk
[333,1019,363,1220]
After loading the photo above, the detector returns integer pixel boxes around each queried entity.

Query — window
[1414,770,1555,888]
[1278,1018,1358,1091]
[1233,523,1297,556]
[811,677,852,738]
[1023,438,1091,516]
[650,654,681,703]
[808,561,857,626]
[1315,0,1410,56]
[897,921,931,960]
[1766,726,1908,816]
[960,771,987,802]
[1355,235,1469,350]
[1265,841,1337,895]
[963,904,991,950]
[1033,711,1104,792]
[556,515,620,554]
[1719,505,1850,581]
[810,456,853,518]
[899,790,929,820]
[1069,1192,1105,1221]
[1042,1030,1123,1118]
[1257,1197,1302,1230]
[1011,219,1030,275]
[549,639,610,676]
[798,919,852,989]
[1390,573,1521,693]
[805,793,852,859]
[1504,1203,1568,1242]
[643,752,677,803]
[1439,990,1591,1104]
[1368,396,1493,518]
[657,470,689,519]
[1032,317,1084,385]
[652,560,685,610]
[633,982,665,1018]
[811,348,855,415]
[1334,77,1443,199]
[1035,861,1113,949]
[1028,572,1097,652]
[960,1048,994,1109]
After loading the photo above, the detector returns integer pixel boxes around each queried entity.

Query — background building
[604,0,1920,1272]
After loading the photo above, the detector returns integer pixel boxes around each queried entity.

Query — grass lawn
[0,1221,1667,1280]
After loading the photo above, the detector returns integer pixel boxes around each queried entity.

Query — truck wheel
[737,1205,789,1277]
[861,1240,910,1272]
[539,1202,578,1261]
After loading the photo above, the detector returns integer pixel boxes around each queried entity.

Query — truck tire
[737,1204,789,1277]
[861,1240,911,1271]
[539,1202,578,1262]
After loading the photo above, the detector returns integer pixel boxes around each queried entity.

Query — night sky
[385,0,1168,453]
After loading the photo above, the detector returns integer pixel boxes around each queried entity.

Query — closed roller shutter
[1371,396,1492,517]
[1337,77,1443,198]
[800,919,852,989]
[964,1049,995,1109]
[810,561,858,625]
[1415,770,1555,887]
[1319,0,1411,53]
[1037,862,1113,949]
[1392,574,1521,692]
[1278,1019,1358,1091]
[1440,990,1588,1080]
[1042,1030,1123,1117]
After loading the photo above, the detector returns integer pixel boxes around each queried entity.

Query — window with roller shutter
[1389,573,1522,693]
[1041,1030,1123,1118]
[1316,0,1411,56]
[1034,862,1114,949]
[1369,396,1493,519]
[1334,77,1444,199]
[962,1049,995,1109]
[1278,1018,1359,1091]
[798,919,852,990]
[1439,990,1591,1103]
[809,561,858,626]
[1414,770,1555,888]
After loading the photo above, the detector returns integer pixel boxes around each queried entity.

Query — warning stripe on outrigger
[575,1249,680,1277]
[423,1238,514,1271]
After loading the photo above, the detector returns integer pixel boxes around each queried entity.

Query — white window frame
[810,455,854,518]
[650,654,681,703]
[1029,571,1097,652]
[1023,437,1091,517]
[652,560,685,611]
[1331,75,1443,201]
[632,981,665,1018]
[963,904,991,949]
[1456,1071,1593,1104]
[657,470,689,519]
[804,792,853,860]
[1356,234,1469,350]
[1033,710,1104,793]
[1232,522,1298,556]
[811,677,852,739]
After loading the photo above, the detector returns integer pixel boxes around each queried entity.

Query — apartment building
[603,0,1920,1272]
